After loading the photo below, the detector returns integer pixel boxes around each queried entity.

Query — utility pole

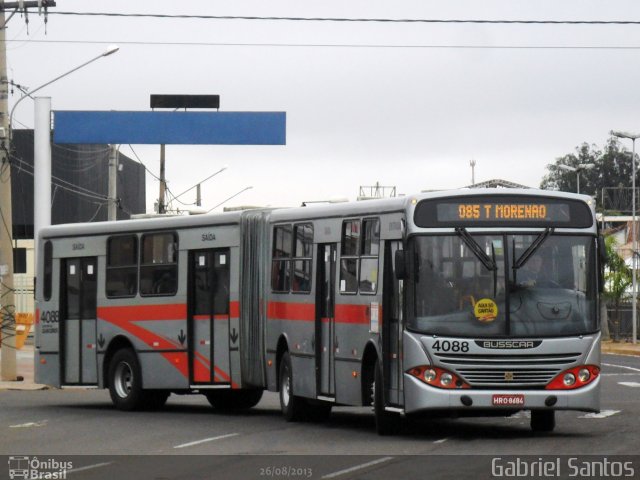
[108,145,118,221]
[470,159,476,185]
[196,184,201,207]
[1,1,55,380]
[0,4,17,381]
[158,144,167,214]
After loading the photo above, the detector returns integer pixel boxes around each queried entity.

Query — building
[9,129,146,317]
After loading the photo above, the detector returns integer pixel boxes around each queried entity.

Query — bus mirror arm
[395,249,408,280]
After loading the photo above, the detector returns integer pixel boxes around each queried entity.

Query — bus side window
[292,223,313,293]
[106,235,138,298]
[340,220,360,294]
[43,241,53,301]
[271,224,292,292]
[140,233,178,296]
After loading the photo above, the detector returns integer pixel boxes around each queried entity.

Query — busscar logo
[476,340,542,349]
[8,456,73,479]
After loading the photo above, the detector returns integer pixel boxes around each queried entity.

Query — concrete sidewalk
[1,341,638,392]
[601,340,640,357]
[0,344,47,391]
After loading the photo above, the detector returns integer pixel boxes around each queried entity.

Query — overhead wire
[43,12,640,26]
[8,38,640,50]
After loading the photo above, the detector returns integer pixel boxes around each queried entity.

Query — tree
[540,137,637,205]
[603,236,632,340]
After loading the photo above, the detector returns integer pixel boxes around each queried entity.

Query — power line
[8,38,640,50]
[11,155,109,201]
[127,144,161,182]
[43,12,640,26]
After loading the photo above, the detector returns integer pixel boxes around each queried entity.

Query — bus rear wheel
[530,410,555,432]
[205,389,264,410]
[108,348,145,411]
[279,352,305,421]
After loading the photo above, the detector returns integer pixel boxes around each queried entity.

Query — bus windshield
[407,234,598,338]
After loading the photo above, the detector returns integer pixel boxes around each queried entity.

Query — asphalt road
[1,353,639,480]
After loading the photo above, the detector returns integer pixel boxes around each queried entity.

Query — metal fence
[13,274,34,316]
[606,304,639,341]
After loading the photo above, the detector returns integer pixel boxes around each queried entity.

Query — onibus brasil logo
[8,456,73,479]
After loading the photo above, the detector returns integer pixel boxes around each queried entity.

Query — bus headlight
[407,366,470,389]
[546,365,599,390]
[440,373,453,386]
[578,368,591,383]
[425,369,437,382]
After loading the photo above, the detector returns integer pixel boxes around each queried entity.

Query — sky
[6,1,640,213]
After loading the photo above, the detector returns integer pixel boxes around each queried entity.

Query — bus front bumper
[403,374,601,414]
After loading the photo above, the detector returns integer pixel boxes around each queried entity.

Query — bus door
[60,257,98,385]
[382,241,403,405]
[316,243,336,397]
[189,249,231,385]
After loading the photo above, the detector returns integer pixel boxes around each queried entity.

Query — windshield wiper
[455,228,497,272]
[513,228,554,270]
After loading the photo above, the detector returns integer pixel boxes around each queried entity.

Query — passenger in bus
[154,272,175,294]
[518,255,555,288]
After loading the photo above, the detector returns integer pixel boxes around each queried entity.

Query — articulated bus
[35,189,603,434]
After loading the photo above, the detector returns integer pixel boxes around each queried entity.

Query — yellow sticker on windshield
[474,298,498,322]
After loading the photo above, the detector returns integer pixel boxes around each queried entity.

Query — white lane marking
[68,462,113,475]
[602,362,640,373]
[173,433,238,449]
[10,420,47,428]
[321,457,394,479]
[602,373,640,376]
[433,437,449,444]
[618,382,640,388]
[578,410,621,419]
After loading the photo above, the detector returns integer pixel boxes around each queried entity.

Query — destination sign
[438,202,569,222]
[414,195,593,228]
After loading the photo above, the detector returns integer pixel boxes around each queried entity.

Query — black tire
[205,389,264,410]
[373,361,401,435]
[146,390,170,410]
[108,348,145,411]
[531,410,556,432]
[304,399,332,422]
[279,352,306,421]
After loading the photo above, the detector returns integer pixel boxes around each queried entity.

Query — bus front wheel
[108,348,145,411]
[530,410,555,432]
[373,361,401,435]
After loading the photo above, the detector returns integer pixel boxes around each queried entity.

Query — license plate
[492,394,525,406]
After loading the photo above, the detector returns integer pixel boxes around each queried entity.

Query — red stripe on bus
[193,351,238,388]
[99,304,187,322]
[268,302,371,325]
[335,304,370,325]
[267,301,315,322]
[193,314,234,321]
[98,305,188,378]
[230,301,240,318]
[160,352,189,378]
[35,308,40,324]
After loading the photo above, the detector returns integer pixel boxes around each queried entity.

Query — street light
[171,164,229,203]
[207,186,253,213]
[557,163,595,194]
[611,130,640,345]
[9,45,120,132]
[0,45,120,381]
